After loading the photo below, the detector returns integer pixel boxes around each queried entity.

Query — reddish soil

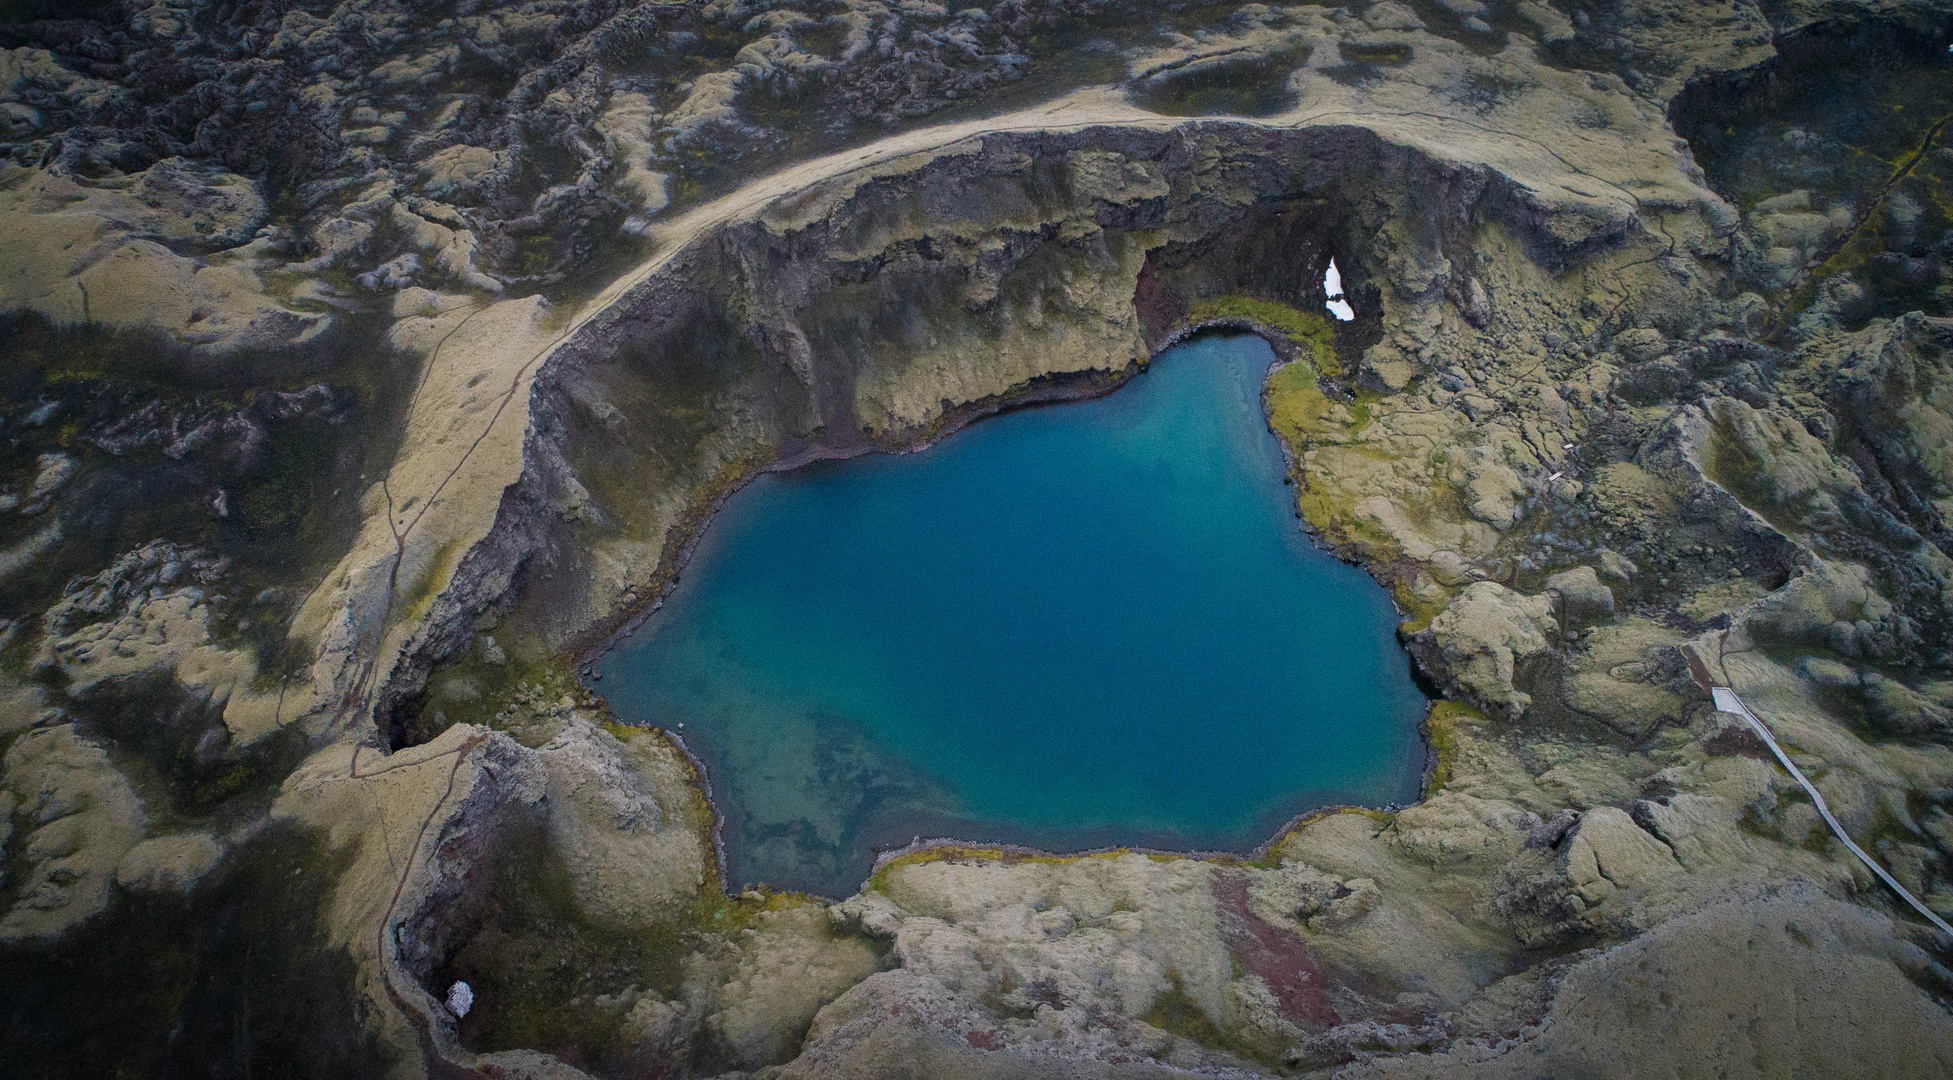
[1210,869,1341,1029]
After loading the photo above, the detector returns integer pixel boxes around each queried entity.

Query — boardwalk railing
[1707,682,1953,939]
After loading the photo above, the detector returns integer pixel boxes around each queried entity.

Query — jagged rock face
[4,1,1953,1079]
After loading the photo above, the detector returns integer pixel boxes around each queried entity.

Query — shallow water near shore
[598,334,1426,896]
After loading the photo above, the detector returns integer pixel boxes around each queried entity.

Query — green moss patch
[1420,701,1484,797]
[1338,42,1413,66]
[434,805,812,1075]
[1264,359,1333,441]
[78,673,309,828]
[1141,972,1233,1049]
[1188,295,1339,376]
[1324,41,1413,86]
[1128,46,1309,118]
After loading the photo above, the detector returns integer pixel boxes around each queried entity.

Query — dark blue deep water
[598,335,1426,896]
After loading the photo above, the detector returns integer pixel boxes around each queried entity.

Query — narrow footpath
[1685,646,1953,939]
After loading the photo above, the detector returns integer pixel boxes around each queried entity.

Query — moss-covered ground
[866,843,1144,896]
[1672,20,1953,332]
[1237,302,1450,632]
[0,822,394,1080]
[1129,46,1309,117]
[1420,701,1484,797]
[432,719,837,1076]
[1140,972,1247,1056]
[1189,295,1340,377]
[0,309,418,690]
[76,673,311,832]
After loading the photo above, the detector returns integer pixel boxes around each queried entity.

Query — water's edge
[582,325,1433,900]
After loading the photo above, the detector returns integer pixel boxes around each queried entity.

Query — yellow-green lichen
[1421,700,1484,797]
[1392,583,1449,637]
[867,845,1137,895]
[1188,295,1339,376]
[394,536,465,629]
[1263,358,1331,441]
[1140,972,1234,1051]
[1260,806,1398,865]
[1262,362,1413,566]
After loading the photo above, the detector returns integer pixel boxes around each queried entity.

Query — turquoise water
[597,335,1426,896]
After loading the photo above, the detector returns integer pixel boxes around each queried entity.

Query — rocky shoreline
[570,316,1409,905]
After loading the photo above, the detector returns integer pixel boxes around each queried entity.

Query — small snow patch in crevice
[1323,259,1355,322]
[447,980,474,1018]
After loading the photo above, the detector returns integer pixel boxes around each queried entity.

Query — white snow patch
[447,980,474,1018]
[1323,259,1355,321]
